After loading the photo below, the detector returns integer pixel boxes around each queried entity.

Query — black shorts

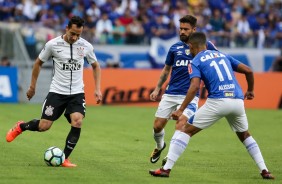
[41,92,86,123]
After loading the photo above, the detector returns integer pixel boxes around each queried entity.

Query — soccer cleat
[150,142,166,163]
[6,121,24,142]
[61,159,77,167]
[260,170,275,179]
[161,156,168,167]
[149,167,171,177]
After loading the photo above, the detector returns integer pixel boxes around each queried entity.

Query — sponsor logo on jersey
[176,59,190,66]
[219,84,235,90]
[224,91,234,97]
[57,42,64,45]
[176,51,182,55]
[188,63,192,74]
[177,45,184,49]
[62,62,82,71]
[45,105,54,116]
[200,52,226,62]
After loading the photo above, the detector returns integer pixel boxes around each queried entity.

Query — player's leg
[150,99,220,177]
[150,95,178,163]
[62,94,85,167]
[226,99,274,179]
[162,96,199,166]
[6,92,62,142]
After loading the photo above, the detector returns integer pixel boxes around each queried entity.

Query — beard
[180,35,189,42]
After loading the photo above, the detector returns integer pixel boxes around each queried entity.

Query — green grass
[0,104,281,184]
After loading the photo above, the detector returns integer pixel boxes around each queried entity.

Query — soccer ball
[44,146,65,166]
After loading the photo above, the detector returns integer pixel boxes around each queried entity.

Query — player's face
[179,23,196,43]
[65,24,84,44]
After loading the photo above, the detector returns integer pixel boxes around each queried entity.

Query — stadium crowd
[0,0,282,49]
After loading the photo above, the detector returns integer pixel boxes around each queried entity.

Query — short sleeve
[189,58,201,79]
[226,55,241,71]
[38,41,52,62]
[85,44,98,64]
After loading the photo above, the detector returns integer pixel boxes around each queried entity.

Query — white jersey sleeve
[85,43,98,64]
[39,41,53,62]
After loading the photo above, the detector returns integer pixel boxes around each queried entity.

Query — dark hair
[188,32,207,46]
[179,15,197,27]
[68,16,85,28]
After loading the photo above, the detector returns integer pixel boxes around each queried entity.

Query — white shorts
[188,98,248,132]
[155,94,199,119]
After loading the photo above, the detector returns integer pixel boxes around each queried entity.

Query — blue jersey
[189,50,244,99]
[165,41,217,95]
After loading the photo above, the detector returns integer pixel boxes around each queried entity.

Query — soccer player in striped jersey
[149,32,274,180]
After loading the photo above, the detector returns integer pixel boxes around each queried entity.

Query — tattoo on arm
[157,73,168,88]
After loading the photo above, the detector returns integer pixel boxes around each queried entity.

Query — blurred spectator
[118,8,133,26]
[125,18,144,44]
[13,4,26,23]
[111,19,126,44]
[86,1,101,23]
[234,14,253,47]
[209,9,227,46]
[71,2,84,18]
[0,56,11,67]
[82,14,97,44]
[40,8,60,29]
[95,12,113,44]
[0,0,16,21]
[21,20,37,59]
[22,0,41,21]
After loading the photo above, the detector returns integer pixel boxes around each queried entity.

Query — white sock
[243,136,268,172]
[163,131,190,170]
[163,130,181,158]
[154,129,165,150]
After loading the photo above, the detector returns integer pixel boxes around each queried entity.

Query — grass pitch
[0,104,281,184]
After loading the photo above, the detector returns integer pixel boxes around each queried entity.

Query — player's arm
[91,61,102,104]
[171,77,201,120]
[150,64,171,101]
[236,63,254,100]
[26,58,44,100]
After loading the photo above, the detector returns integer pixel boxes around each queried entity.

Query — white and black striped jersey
[39,35,98,95]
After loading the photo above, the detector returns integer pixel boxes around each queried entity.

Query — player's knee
[38,120,52,132]
[71,118,83,128]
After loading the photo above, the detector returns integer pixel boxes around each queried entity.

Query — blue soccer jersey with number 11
[189,50,244,99]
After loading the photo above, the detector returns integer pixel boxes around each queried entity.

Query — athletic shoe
[161,156,168,167]
[150,142,166,163]
[62,159,77,167]
[6,121,24,142]
[149,167,170,177]
[261,170,275,179]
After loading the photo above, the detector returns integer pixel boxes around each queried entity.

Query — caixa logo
[0,75,12,97]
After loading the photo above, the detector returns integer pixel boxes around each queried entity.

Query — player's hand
[150,90,159,101]
[171,110,183,120]
[26,86,35,100]
[95,90,102,104]
[244,91,254,100]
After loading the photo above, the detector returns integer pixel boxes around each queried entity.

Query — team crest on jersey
[185,49,190,55]
[45,105,54,116]
[77,47,84,57]
[188,63,192,74]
